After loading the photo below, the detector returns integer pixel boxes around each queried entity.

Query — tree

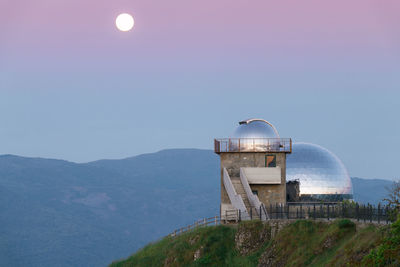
[383,180,400,214]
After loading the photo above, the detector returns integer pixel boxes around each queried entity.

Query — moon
[116,13,134,32]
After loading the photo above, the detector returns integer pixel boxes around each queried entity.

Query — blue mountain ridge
[0,149,394,267]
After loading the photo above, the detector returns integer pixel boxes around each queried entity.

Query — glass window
[265,154,276,167]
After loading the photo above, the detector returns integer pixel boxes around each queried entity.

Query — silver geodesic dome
[233,119,279,139]
[286,142,353,202]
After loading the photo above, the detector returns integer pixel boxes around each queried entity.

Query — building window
[265,154,276,167]
[252,190,258,196]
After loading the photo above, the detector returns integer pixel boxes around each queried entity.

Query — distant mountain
[351,177,394,205]
[0,149,394,266]
[0,149,219,267]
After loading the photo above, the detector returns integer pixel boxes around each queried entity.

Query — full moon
[116,13,134,32]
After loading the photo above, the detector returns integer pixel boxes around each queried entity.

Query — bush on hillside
[338,219,355,229]
[363,215,400,266]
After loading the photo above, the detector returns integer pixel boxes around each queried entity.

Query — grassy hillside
[110,218,400,267]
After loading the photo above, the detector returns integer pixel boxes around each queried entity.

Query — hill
[351,177,394,205]
[0,149,219,267]
[0,149,395,266]
[110,218,400,267]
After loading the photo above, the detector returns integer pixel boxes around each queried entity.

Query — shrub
[363,215,400,266]
[338,219,355,229]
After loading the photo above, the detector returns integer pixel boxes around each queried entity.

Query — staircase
[223,168,265,221]
[231,176,252,212]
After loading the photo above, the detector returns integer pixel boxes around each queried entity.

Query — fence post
[313,204,316,220]
[239,209,241,222]
[287,204,289,219]
[370,205,372,223]
[300,204,302,219]
[342,203,345,218]
[296,208,299,219]
[250,208,253,220]
[215,216,217,225]
[270,204,273,219]
[320,205,323,219]
[377,204,381,224]
[363,205,366,223]
[356,203,359,222]
[385,206,388,224]
[327,204,330,221]
[278,204,281,219]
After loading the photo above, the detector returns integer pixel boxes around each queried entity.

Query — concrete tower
[214,119,292,220]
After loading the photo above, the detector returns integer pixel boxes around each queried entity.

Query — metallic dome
[233,119,280,139]
[286,142,353,202]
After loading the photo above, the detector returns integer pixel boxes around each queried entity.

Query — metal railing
[214,138,292,153]
[170,216,220,237]
[240,168,270,220]
[265,203,394,223]
[246,205,269,221]
[169,203,395,237]
[223,168,249,218]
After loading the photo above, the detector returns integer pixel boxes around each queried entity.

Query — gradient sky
[1,0,400,180]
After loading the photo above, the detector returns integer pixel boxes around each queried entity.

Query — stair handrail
[240,168,270,220]
[223,168,250,220]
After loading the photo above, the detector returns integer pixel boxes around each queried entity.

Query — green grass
[267,219,384,267]
[363,215,400,266]
[110,222,266,267]
[109,225,240,267]
[110,219,395,267]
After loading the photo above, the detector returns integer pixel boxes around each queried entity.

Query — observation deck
[214,138,292,154]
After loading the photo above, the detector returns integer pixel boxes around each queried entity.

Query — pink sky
[2,0,400,64]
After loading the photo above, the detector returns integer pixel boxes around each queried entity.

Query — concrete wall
[219,152,287,208]
[242,167,282,184]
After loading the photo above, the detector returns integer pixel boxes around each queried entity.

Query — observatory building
[214,119,292,219]
[214,119,353,220]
